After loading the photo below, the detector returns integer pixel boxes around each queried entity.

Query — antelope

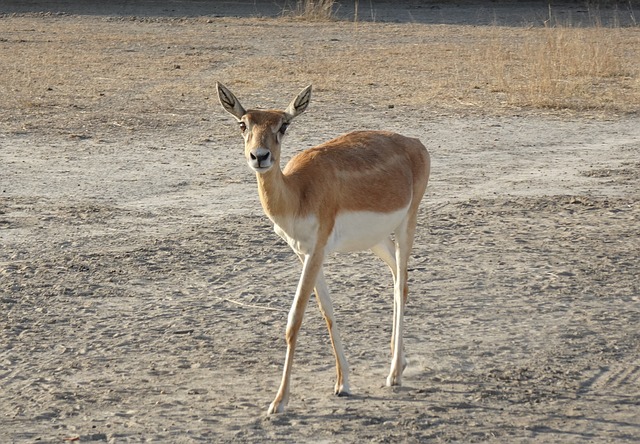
[216,83,430,414]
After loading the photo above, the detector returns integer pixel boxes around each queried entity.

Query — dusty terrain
[1,1,640,443]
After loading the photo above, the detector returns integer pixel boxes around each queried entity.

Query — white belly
[273,207,408,255]
[328,208,408,253]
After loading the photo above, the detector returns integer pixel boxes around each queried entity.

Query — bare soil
[1,2,639,443]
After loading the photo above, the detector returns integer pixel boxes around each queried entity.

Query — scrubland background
[1,1,639,443]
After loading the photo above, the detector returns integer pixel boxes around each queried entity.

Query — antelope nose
[251,149,271,166]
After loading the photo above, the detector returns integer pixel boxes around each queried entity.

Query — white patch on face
[248,160,274,173]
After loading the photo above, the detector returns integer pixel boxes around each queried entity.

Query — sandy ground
[1,2,640,443]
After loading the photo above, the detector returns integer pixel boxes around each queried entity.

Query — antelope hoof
[386,373,402,387]
[267,399,286,415]
[335,381,351,397]
[335,388,351,397]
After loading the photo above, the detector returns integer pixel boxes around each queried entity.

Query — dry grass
[480,24,638,111]
[0,16,638,136]
[282,0,337,20]
[229,23,639,115]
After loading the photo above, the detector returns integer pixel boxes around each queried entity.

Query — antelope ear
[284,85,312,121]
[216,82,246,120]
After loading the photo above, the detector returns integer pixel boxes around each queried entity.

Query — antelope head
[216,82,312,174]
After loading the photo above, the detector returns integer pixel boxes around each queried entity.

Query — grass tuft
[283,0,337,21]
[480,23,637,111]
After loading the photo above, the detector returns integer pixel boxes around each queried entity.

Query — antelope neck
[255,165,301,220]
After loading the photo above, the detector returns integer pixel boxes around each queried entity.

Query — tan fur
[253,122,429,227]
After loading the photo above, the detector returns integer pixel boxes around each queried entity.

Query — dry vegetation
[272,2,639,113]
[481,24,639,111]
[0,13,638,138]
[282,0,338,20]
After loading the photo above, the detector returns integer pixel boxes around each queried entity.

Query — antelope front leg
[268,250,324,415]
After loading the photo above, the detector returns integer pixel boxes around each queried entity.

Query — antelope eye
[239,122,247,132]
[279,123,289,134]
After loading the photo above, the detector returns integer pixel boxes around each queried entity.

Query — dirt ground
[1,1,640,443]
